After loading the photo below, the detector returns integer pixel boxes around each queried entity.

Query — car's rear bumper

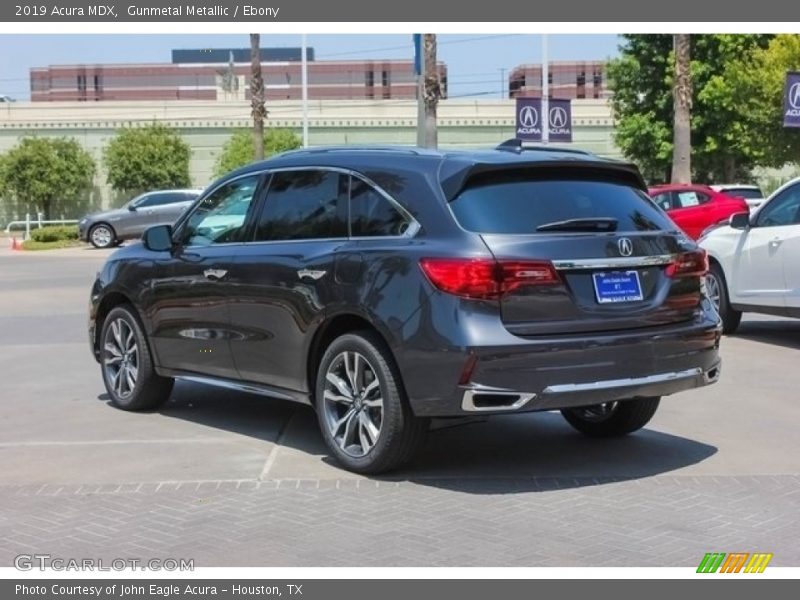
[398,308,722,417]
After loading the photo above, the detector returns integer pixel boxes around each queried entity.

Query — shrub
[30,225,79,243]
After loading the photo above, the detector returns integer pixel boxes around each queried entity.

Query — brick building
[509,60,609,100]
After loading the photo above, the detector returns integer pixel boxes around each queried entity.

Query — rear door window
[450,172,676,234]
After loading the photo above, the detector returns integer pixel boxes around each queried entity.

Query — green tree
[721,34,800,169]
[608,34,773,183]
[213,129,302,178]
[104,123,191,194]
[0,137,95,220]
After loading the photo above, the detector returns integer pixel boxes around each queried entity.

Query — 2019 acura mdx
[88,142,722,473]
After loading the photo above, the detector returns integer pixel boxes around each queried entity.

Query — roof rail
[284,145,426,156]
[495,138,593,156]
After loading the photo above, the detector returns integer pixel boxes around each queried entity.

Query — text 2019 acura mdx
[89,142,722,473]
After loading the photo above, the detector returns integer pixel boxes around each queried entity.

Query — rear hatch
[448,167,707,336]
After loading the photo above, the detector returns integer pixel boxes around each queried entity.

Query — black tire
[707,262,742,335]
[89,223,116,249]
[99,305,173,411]
[314,330,428,474]
[561,397,660,437]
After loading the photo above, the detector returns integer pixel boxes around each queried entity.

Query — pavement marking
[259,409,298,481]
[0,438,248,448]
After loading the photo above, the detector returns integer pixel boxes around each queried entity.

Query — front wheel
[315,331,428,474]
[100,305,173,411]
[89,223,116,249]
[705,263,742,334]
[561,397,660,437]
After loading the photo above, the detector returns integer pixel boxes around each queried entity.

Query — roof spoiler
[495,138,593,156]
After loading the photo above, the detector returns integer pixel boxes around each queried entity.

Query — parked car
[79,189,200,248]
[649,184,749,240]
[88,143,721,473]
[710,184,765,210]
[701,177,800,334]
[0,94,15,102]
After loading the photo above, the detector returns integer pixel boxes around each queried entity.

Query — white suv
[701,178,800,333]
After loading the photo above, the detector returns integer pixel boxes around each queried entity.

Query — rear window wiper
[535,217,618,232]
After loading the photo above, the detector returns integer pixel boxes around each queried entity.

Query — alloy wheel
[102,318,139,399]
[322,351,384,458]
[91,225,113,248]
[705,272,721,312]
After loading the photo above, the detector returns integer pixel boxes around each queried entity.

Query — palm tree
[422,34,441,149]
[671,34,692,183]
[250,33,266,161]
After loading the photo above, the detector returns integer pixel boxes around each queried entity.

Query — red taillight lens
[419,258,559,299]
[665,250,708,278]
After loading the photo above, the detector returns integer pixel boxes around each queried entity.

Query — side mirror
[143,224,173,252]
[729,212,750,230]
[128,204,137,211]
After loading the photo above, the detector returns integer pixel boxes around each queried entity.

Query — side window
[675,191,703,208]
[255,170,348,241]
[181,176,260,246]
[652,193,672,211]
[756,186,800,227]
[349,177,410,237]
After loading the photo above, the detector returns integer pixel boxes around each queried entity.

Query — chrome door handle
[769,238,783,247]
[203,269,228,281]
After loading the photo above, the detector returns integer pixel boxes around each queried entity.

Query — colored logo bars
[515,97,573,142]
[696,552,773,573]
[783,72,800,127]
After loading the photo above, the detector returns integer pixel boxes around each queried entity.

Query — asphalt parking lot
[1,243,799,567]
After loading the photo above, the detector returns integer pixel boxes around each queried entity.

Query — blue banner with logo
[515,97,572,142]
[784,72,800,127]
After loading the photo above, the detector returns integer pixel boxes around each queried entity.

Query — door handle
[768,237,783,248]
[203,268,228,281]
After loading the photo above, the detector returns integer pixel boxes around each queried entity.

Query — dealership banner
[515,97,572,143]
[784,72,800,128]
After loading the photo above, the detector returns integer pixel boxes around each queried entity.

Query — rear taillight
[665,250,708,278]
[419,258,560,299]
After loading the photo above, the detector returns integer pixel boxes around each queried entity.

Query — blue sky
[0,34,621,100]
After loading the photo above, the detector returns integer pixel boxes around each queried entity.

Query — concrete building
[30,47,448,103]
[0,98,617,224]
[509,61,609,100]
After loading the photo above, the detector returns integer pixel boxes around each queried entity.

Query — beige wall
[0,99,618,224]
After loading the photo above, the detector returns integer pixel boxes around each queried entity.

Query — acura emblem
[549,106,568,129]
[618,238,633,257]
[519,105,538,128]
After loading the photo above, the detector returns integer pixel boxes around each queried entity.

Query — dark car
[88,142,722,473]
[79,189,201,248]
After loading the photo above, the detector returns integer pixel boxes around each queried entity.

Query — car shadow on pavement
[733,319,800,351]
[99,379,718,494]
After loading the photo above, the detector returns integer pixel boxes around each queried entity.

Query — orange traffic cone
[10,237,21,250]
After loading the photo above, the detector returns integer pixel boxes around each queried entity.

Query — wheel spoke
[338,410,358,450]
[324,389,353,405]
[359,411,380,447]
[125,367,136,393]
[331,407,356,439]
[326,372,353,398]
[104,343,122,364]
[363,394,383,408]
[113,366,124,395]
[111,320,124,351]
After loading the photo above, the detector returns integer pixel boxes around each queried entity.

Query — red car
[648,184,749,240]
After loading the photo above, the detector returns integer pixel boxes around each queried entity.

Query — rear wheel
[100,305,173,411]
[315,331,428,474]
[89,223,116,249]
[561,397,660,437]
[706,263,742,334]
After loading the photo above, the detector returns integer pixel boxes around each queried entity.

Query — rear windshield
[724,187,763,199]
[450,173,676,234]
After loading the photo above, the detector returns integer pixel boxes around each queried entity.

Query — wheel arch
[305,312,397,397]
[93,291,135,354]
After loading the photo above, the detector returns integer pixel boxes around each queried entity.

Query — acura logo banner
[783,73,800,127]
[515,98,573,142]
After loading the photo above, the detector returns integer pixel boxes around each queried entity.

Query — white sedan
[700,177,800,333]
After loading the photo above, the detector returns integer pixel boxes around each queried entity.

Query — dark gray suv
[88,143,722,473]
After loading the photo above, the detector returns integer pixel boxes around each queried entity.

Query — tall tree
[104,124,190,195]
[421,34,441,149]
[1,137,95,220]
[671,34,692,183]
[608,34,773,183]
[250,33,266,161]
